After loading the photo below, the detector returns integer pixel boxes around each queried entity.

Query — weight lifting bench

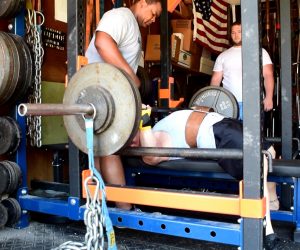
[123,157,300,241]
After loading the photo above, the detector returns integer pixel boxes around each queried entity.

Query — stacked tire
[0,31,33,106]
[0,0,25,19]
[0,161,22,228]
[0,116,21,155]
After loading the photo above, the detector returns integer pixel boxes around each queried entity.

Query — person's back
[152,110,224,149]
[85,7,141,72]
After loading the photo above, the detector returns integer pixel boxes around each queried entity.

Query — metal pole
[68,0,84,199]
[18,103,95,116]
[280,0,293,159]
[241,0,264,248]
[121,147,243,159]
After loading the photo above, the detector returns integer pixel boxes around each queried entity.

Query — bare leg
[268,182,279,210]
[266,146,279,210]
[264,146,276,236]
[94,155,132,210]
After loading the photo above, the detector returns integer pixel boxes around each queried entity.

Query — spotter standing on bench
[130,105,290,249]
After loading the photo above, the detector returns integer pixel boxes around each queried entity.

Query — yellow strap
[26,0,33,10]
[139,108,152,129]
[140,126,152,131]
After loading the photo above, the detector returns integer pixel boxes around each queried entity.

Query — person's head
[230,21,242,47]
[132,0,162,28]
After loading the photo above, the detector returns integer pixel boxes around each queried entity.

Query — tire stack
[0,31,33,106]
[0,0,25,19]
[0,0,31,229]
[0,116,22,156]
[0,117,22,228]
[0,160,22,228]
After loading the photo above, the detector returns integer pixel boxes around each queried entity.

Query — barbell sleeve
[18,103,95,117]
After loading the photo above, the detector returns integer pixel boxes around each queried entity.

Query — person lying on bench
[129,105,289,250]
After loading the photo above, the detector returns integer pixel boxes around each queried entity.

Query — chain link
[25,9,44,147]
[84,176,105,250]
[53,175,106,250]
[53,118,110,250]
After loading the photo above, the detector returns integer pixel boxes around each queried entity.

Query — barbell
[19,63,141,156]
[18,63,238,156]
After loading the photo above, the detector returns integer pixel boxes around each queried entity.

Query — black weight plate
[7,161,22,188]
[0,33,18,102]
[0,0,14,18]
[0,116,21,155]
[5,116,21,154]
[9,0,24,18]
[8,34,27,104]
[1,161,16,194]
[189,86,239,119]
[0,32,20,105]
[0,163,9,195]
[12,35,33,102]
[1,198,21,226]
[0,32,12,102]
[3,161,20,194]
[0,203,8,228]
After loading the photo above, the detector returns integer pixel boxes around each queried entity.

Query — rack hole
[210,231,217,237]
[161,224,166,230]
[117,217,122,223]
[185,227,190,233]
[138,220,143,226]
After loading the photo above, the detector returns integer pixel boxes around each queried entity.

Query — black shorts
[213,118,272,180]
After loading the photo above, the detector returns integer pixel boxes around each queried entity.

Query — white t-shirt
[152,110,224,149]
[85,8,142,73]
[212,46,273,102]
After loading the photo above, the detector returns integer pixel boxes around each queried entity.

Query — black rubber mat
[0,220,300,250]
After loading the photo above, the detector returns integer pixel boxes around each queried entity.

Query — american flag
[193,0,230,54]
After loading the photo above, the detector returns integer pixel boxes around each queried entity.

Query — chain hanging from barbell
[52,176,105,250]
[84,175,105,250]
[25,9,44,147]
[53,117,116,250]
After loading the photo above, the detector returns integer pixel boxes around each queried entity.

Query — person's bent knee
[267,146,276,159]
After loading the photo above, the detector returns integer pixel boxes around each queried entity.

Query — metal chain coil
[53,118,112,250]
[25,9,44,147]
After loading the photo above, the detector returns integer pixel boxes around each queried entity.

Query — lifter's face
[231,24,242,46]
[137,0,162,28]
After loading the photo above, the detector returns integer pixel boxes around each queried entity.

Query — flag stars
[194,0,213,21]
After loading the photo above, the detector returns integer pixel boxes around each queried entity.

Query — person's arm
[94,31,141,88]
[210,71,223,86]
[139,129,170,165]
[263,63,274,111]
[138,106,170,165]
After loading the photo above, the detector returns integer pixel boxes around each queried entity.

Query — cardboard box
[176,48,201,71]
[171,34,182,62]
[145,34,182,62]
[145,35,160,61]
[178,50,191,68]
[199,57,215,75]
[172,1,193,19]
[171,19,200,54]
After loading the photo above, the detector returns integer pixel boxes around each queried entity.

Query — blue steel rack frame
[12,0,297,250]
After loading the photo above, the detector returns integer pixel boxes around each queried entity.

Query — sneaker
[264,233,297,250]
